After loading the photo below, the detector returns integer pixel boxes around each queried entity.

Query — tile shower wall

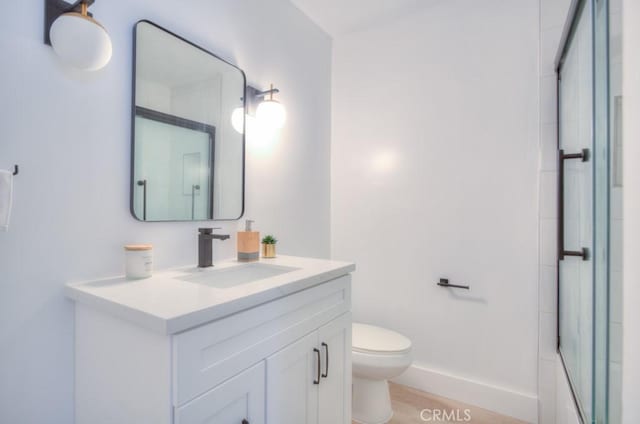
[608,2,623,423]
[0,1,331,422]
[537,0,582,423]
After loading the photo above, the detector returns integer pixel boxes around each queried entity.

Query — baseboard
[392,362,538,423]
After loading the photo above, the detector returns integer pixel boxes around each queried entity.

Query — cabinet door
[266,332,319,424]
[174,362,265,424]
[318,313,352,424]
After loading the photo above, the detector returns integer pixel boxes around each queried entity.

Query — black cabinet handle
[313,348,321,385]
[321,342,329,378]
[558,149,590,261]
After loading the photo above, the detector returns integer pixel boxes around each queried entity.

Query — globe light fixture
[231,107,246,134]
[256,84,287,130]
[46,0,112,71]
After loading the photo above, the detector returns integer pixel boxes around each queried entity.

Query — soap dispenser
[237,219,260,261]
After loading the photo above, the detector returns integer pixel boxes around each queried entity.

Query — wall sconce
[232,84,286,134]
[45,0,112,71]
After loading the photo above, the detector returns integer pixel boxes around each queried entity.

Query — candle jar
[124,244,153,279]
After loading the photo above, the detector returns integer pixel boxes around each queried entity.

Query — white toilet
[352,323,413,424]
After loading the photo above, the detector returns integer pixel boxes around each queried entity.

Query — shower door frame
[555,0,611,423]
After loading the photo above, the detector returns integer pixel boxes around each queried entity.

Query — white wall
[0,0,331,422]
[331,1,540,421]
[621,0,640,422]
[537,0,573,423]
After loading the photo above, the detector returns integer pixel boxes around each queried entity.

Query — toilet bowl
[352,323,412,424]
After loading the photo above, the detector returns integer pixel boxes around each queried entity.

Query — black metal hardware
[44,0,95,45]
[257,88,280,98]
[321,342,329,378]
[12,165,18,176]
[437,278,469,290]
[198,228,214,268]
[247,85,280,99]
[242,420,249,424]
[137,180,147,221]
[556,73,561,354]
[563,248,589,260]
[313,348,321,385]
[197,228,229,268]
[245,85,281,114]
[558,149,590,261]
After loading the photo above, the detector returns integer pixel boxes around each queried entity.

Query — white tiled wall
[537,0,573,423]
[609,0,623,422]
[622,1,640,421]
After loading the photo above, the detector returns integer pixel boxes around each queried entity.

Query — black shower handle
[558,149,590,261]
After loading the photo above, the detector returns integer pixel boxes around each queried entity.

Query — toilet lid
[352,323,412,354]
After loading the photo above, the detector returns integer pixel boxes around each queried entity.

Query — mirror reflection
[132,21,245,221]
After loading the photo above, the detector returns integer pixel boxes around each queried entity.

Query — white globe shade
[256,100,287,130]
[246,115,276,149]
[231,107,246,134]
[50,13,112,71]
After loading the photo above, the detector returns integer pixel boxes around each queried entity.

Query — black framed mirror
[131,21,246,221]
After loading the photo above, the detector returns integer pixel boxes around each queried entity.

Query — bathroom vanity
[65,256,354,424]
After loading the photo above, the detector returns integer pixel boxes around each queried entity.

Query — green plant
[262,235,278,244]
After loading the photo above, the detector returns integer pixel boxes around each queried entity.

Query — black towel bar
[437,278,470,290]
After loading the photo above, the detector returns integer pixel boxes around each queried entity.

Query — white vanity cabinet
[266,313,352,424]
[175,362,265,424]
[70,263,353,424]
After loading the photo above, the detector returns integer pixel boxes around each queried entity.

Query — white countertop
[65,255,355,335]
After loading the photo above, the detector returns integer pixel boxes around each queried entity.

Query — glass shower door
[558,1,594,419]
[558,0,613,422]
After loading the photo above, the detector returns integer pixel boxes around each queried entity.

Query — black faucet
[198,228,230,268]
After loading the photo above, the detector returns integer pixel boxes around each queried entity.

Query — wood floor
[354,382,528,424]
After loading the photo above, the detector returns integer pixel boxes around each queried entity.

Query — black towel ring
[12,165,18,176]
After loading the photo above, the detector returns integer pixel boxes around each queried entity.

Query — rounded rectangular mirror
[131,21,245,221]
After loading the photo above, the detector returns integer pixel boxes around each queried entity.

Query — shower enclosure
[556,0,621,422]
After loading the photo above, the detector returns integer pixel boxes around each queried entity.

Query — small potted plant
[261,235,278,258]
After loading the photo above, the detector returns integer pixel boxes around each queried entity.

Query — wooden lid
[124,244,153,251]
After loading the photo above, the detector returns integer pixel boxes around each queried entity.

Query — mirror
[131,21,245,221]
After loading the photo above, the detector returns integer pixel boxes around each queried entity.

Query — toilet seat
[352,323,412,354]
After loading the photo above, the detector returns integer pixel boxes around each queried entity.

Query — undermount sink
[177,263,300,289]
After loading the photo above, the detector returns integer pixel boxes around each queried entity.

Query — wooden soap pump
[237,219,260,261]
